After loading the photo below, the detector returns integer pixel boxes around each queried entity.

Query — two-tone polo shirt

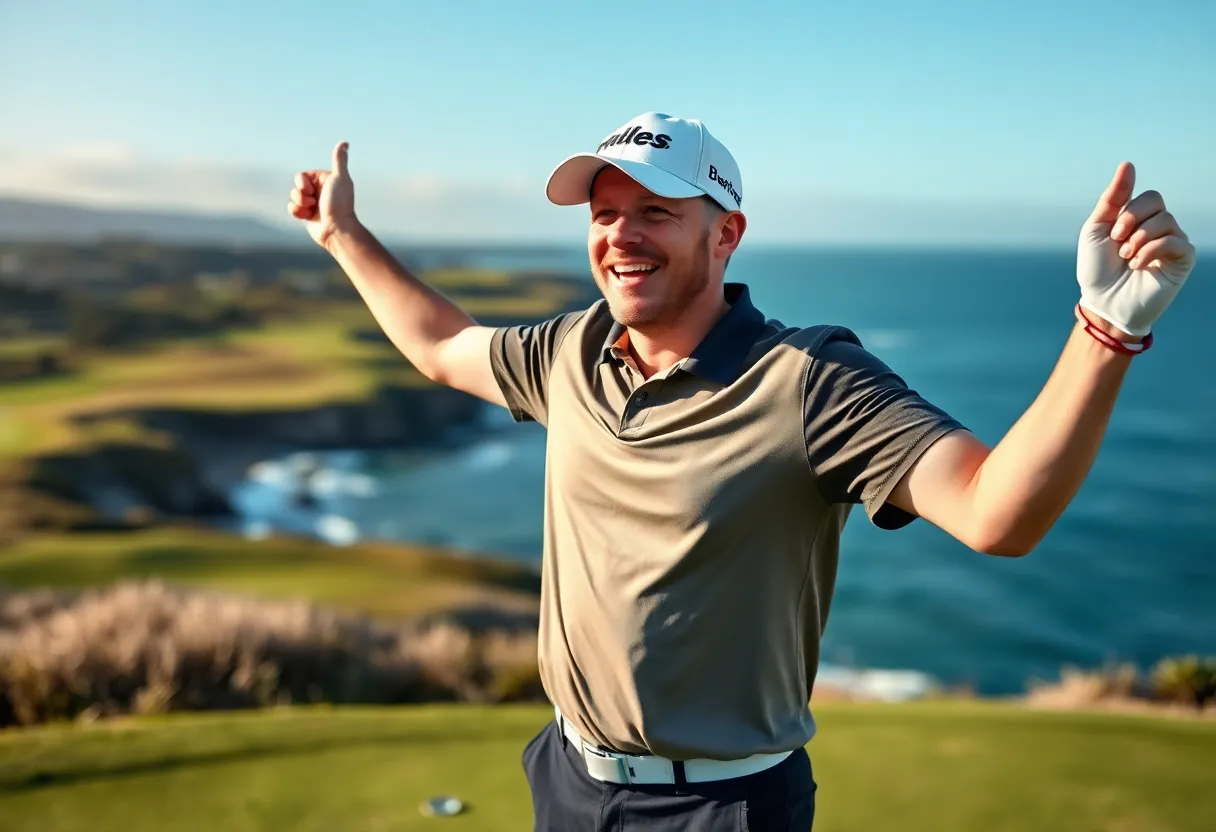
[490,282,966,761]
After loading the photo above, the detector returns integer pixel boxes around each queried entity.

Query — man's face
[587,167,719,331]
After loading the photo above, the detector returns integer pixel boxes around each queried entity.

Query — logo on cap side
[598,125,673,153]
[708,165,742,207]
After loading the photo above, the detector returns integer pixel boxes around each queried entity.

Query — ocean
[231,246,1216,696]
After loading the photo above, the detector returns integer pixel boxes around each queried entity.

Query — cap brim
[545,154,705,206]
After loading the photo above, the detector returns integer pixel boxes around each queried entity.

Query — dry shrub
[1025,658,1216,715]
[0,585,79,629]
[1024,662,1145,708]
[1151,656,1216,709]
[0,580,540,727]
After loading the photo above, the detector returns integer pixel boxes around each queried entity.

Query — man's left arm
[887,162,1197,556]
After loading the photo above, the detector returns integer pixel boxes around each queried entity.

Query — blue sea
[232,246,1216,696]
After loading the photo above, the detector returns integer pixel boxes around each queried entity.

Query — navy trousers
[521,719,816,831]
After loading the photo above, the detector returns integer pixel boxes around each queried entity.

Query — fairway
[0,268,589,459]
[0,702,1212,831]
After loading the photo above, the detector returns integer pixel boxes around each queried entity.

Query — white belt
[555,706,792,785]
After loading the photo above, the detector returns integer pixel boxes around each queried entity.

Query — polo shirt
[490,282,966,761]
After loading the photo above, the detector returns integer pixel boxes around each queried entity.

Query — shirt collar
[600,283,767,385]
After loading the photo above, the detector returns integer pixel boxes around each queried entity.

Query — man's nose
[606,214,644,248]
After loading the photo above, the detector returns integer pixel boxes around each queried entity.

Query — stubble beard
[602,229,712,332]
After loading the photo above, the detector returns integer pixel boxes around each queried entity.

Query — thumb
[1087,161,1135,226]
[331,141,350,177]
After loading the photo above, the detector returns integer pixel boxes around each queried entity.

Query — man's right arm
[324,225,506,408]
[289,141,505,408]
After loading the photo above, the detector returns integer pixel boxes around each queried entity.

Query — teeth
[613,264,657,275]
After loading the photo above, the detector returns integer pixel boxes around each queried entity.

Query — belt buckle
[582,745,632,784]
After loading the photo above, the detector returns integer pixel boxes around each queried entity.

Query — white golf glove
[1076,163,1196,337]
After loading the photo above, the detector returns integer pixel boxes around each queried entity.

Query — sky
[2,0,1214,247]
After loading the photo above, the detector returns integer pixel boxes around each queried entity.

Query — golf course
[2,523,1213,831]
[2,701,1213,831]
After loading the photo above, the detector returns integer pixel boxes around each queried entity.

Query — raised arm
[887,162,1197,556]
[288,141,506,407]
[887,317,1144,556]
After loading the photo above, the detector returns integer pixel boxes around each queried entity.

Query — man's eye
[593,210,616,222]
[645,206,670,215]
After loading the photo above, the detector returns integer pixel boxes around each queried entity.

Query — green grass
[0,335,67,358]
[0,269,591,459]
[0,310,417,458]
[0,702,1211,831]
[0,526,539,619]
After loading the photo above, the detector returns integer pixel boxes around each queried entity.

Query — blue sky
[2,0,1214,245]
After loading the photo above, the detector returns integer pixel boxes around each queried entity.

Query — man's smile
[608,262,660,285]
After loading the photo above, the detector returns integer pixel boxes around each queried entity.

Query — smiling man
[288,112,1196,831]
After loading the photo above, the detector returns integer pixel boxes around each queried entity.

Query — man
[287,112,1196,831]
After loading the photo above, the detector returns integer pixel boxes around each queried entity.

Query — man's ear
[715,210,747,259]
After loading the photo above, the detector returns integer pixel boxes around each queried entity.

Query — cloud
[1,146,1211,247]
[54,141,142,165]
[0,144,584,243]
[0,144,285,217]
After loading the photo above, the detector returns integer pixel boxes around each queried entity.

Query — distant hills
[0,197,304,247]
[7,194,1208,253]
[0,196,593,270]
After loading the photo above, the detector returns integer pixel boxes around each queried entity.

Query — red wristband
[1074,304,1153,356]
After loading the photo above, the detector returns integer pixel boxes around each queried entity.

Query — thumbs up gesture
[1076,162,1196,337]
[288,141,358,249]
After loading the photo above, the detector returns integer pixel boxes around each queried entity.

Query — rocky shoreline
[1,382,489,537]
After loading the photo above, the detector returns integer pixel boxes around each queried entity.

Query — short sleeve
[804,329,967,530]
[490,310,585,426]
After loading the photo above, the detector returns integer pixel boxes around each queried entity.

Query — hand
[1076,162,1196,337]
[288,141,358,249]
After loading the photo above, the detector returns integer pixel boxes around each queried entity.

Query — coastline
[0,257,602,540]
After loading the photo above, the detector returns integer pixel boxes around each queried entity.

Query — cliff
[0,382,486,537]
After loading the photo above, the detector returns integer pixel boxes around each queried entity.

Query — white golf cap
[546,112,743,213]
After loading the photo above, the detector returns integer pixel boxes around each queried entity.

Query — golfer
[288,112,1196,831]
